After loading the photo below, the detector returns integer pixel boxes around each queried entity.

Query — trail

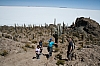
[1,47,55,66]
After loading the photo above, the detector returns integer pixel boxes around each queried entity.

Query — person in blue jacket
[47,38,55,58]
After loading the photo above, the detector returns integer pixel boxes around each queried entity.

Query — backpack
[72,42,75,50]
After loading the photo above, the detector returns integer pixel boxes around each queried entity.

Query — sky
[0,0,100,10]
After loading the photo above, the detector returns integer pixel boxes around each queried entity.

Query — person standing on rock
[67,38,75,61]
[35,45,41,59]
[47,38,56,58]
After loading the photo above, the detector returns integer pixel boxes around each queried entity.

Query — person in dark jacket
[67,38,74,60]
[39,40,43,54]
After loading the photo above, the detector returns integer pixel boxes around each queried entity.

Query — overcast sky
[0,0,100,10]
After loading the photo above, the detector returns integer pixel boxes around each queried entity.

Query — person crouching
[35,45,40,59]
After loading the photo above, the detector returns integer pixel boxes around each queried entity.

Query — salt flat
[0,6,100,26]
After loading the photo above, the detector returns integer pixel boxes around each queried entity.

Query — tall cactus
[51,28,53,36]
[54,18,56,25]
[45,23,47,28]
[20,25,23,33]
[24,23,26,28]
[62,22,65,43]
[1,26,3,32]
[62,21,65,34]
[33,34,34,39]
[57,24,61,36]
[33,24,34,29]
[53,27,58,43]
[15,24,17,33]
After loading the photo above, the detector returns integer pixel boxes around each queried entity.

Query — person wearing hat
[47,38,55,58]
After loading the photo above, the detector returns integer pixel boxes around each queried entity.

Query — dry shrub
[55,54,62,60]
[73,32,79,38]
[85,41,90,45]
[58,36,62,40]
[60,51,63,54]
[31,40,37,44]
[22,46,27,52]
[54,48,59,52]
[77,46,83,50]
[43,42,48,47]
[31,45,35,49]
[24,43,35,49]
[0,50,8,56]
[79,42,83,44]
[25,43,31,48]
[56,60,65,66]
[29,38,32,41]
[74,39,78,42]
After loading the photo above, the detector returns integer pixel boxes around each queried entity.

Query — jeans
[48,47,53,57]
[36,53,40,59]
[67,51,72,60]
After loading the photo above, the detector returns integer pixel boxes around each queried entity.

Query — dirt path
[1,47,53,66]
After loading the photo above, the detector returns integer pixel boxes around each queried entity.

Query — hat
[50,38,52,41]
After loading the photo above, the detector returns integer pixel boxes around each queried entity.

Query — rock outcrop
[75,17,100,37]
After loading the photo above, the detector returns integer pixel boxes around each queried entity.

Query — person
[53,32,58,43]
[39,40,43,54]
[47,38,55,58]
[67,38,75,61]
[35,45,41,59]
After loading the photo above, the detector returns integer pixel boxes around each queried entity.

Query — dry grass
[31,40,37,44]
[54,48,59,52]
[31,45,35,49]
[43,42,48,47]
[56,60,65,66]
[0,50,8,56]
[22,46,27,52]
[25,43,31,48]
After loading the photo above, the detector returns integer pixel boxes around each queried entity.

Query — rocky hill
[75,17,100,37]
[0,17,100,66]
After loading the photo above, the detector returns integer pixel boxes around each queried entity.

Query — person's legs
[40,49,42,53]
[67,51,71,61]
[36,53,40,59]
[36,53,38,59]
[47,46,50,52]
[49,47,52,57]
[38,54,40,59]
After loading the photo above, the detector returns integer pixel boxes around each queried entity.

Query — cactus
[51,28,53,36]
[24,23,26,28]
[54,18,56,25]
[62,34,64,44]
[32,34,34,39]
[45,23,47,28]
[15,24,17,33]
[57,24,62,36]
[62,22,65,34]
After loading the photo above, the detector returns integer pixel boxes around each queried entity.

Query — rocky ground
[0,37,100,66]
[0,17,100,66]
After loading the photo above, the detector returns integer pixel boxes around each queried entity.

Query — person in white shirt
[35,45,40,59]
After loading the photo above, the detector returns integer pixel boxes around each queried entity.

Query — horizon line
[0,5,100,10]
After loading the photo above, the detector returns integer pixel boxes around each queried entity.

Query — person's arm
[69,46,72,53]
